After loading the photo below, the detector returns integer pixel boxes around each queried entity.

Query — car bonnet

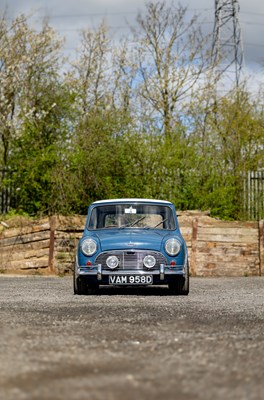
[93,229,169,252]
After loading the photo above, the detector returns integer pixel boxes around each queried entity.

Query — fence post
[48,216,56,273]
[259,220,264,276]
[191,218,198,276]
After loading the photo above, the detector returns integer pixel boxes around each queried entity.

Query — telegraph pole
[211,0,244,87]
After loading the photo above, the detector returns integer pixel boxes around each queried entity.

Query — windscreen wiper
[144,218,168,229]
[119,216,146,228]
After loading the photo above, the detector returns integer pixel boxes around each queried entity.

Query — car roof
[91,198,173,205]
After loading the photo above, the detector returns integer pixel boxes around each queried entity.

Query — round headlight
[143,255,156,269]
[81,238,97,256]
[106,255,119,269]
[165,238,181,256]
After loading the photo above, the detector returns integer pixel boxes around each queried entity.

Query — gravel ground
[0,276,263,400]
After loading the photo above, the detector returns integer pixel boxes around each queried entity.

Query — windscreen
[88,203,176,230]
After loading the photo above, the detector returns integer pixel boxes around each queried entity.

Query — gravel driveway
[0,276,263,400]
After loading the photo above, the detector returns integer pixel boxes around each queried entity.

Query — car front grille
[95,250,167,271]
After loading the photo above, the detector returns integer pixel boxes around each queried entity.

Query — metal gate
[243,171,264,220]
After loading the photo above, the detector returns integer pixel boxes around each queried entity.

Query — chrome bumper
[76,259,187,281]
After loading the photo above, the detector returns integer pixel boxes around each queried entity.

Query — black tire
[74,275,88,295]
[73,268,99,295]
[168,261,189,296]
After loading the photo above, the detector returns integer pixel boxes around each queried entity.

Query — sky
[1,0,264,88]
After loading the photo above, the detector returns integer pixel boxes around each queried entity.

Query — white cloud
[1,0,264,78]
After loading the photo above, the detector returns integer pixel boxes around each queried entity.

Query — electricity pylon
[211,0,244,87]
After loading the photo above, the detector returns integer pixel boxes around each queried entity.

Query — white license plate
[109,275,153,285]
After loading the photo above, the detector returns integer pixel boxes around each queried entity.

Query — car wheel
[74,277,88,295]
[73,267,87,295]
[169,261,189,296]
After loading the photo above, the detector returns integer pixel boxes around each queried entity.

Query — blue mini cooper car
[74,198,189,295]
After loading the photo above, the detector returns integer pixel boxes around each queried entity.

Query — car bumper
[75,258,188,285]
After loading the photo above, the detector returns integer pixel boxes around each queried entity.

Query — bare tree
[111,39,138,115]
[132,1,209,138]
[69,21,110,115]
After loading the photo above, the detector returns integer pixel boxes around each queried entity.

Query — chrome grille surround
[95,250,167,271]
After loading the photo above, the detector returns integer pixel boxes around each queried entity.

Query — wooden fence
[0,213,263,277]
